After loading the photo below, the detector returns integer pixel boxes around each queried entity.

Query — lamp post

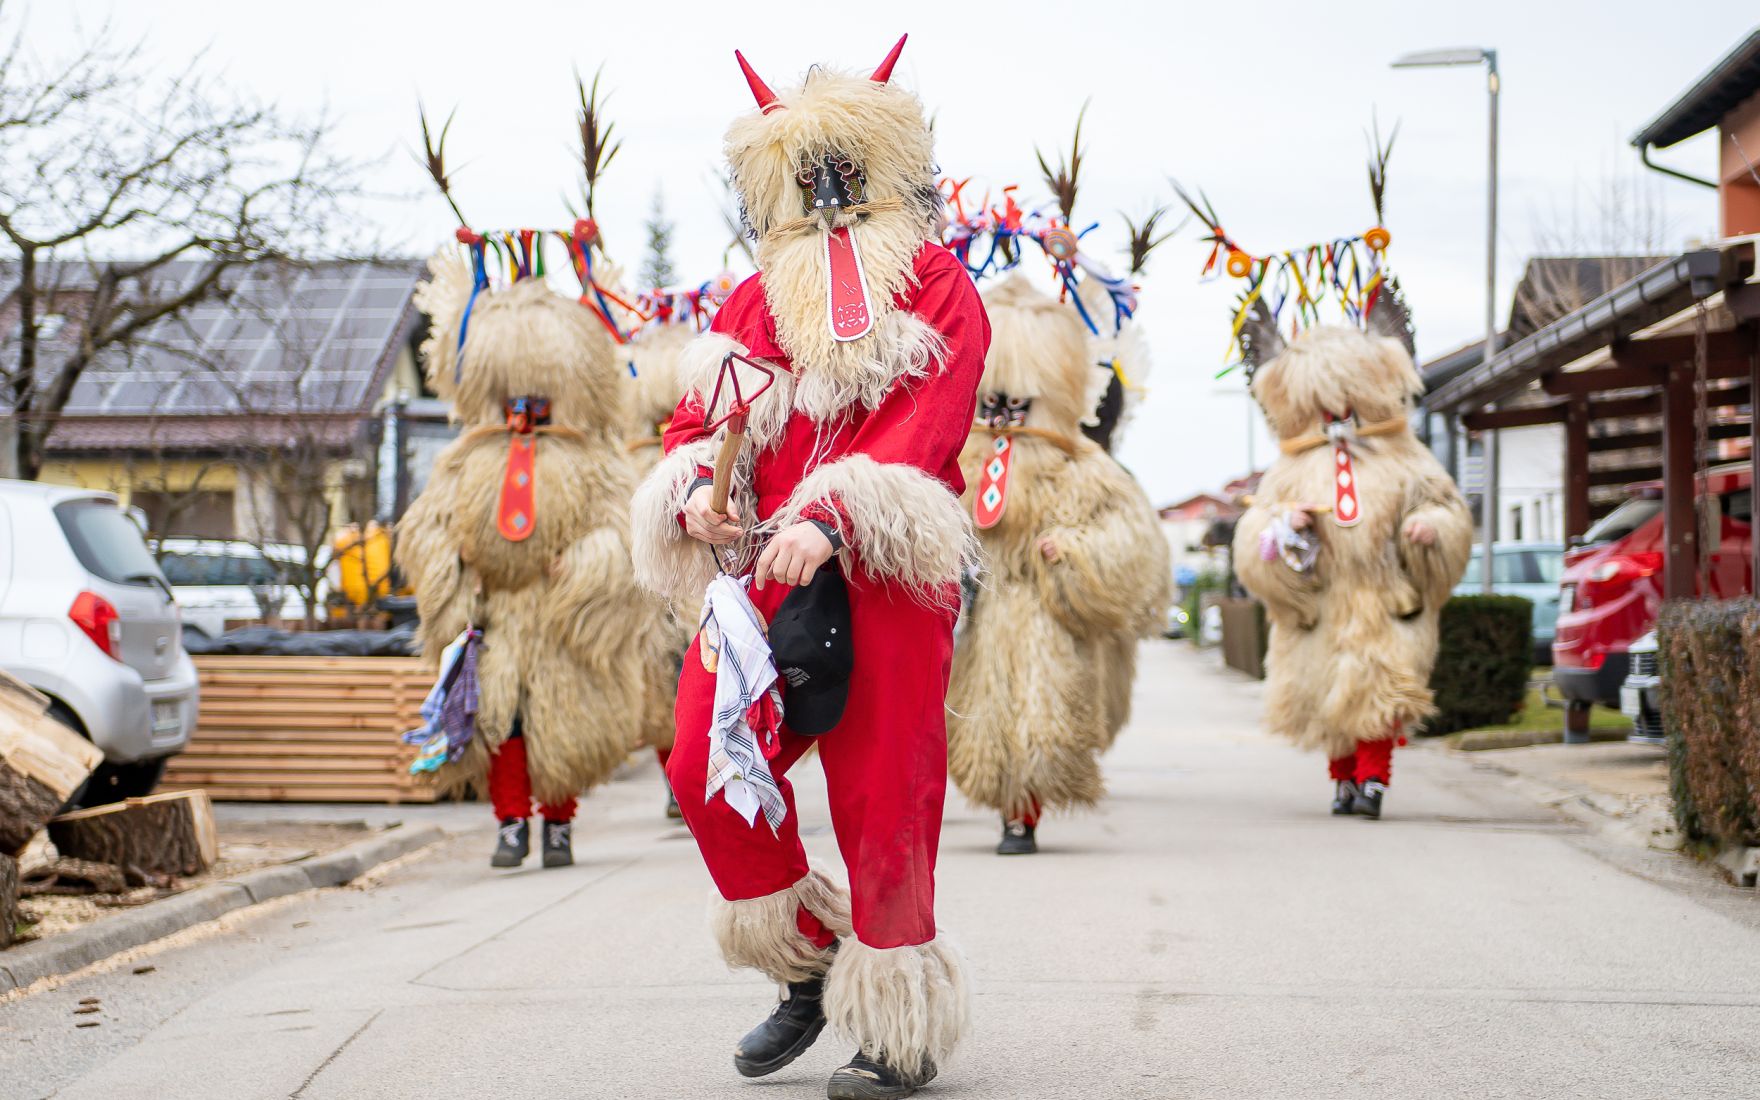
[1394,46,1500,595]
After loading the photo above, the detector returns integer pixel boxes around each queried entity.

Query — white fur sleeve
[630,437,718,604]
[769,454,976,590]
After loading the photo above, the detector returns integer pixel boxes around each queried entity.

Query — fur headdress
[723,36,945,406]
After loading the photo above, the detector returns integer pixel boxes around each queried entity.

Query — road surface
[5,641,1760,1099]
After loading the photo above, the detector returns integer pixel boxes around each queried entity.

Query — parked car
[1553,462,1753,724]
[155,537,322,637]
[0,480,198,802]
[1453,541,1564,664]
[1621,631,1663,745]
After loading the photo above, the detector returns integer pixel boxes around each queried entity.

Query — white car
[154,538,325,637]
[0,480,198,802]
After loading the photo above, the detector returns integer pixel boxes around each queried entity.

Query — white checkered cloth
[699,573,788,832]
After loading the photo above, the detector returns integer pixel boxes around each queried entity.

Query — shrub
[1658,598,1760,848]
[1424,595,1533,734]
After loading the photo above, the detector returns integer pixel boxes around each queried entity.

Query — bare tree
[0,4,358,479]
[1514,166,1681,332]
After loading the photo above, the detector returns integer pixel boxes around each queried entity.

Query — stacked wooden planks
[161,656,437,803]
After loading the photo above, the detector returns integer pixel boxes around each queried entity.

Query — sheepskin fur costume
[947,275,1172,817]
[396,252,679,803]
[1231,325,1472,757]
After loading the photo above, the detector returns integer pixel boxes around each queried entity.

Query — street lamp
[1393,46,1500,595]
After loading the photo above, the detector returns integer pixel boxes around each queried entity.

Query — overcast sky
[24,1,1759,504]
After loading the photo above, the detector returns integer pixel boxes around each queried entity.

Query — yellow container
[333,522,393,608]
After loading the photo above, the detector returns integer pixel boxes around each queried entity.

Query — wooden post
[1564,396,1591,542]
[1661,366,1699,600]
[1752,340,1759,590]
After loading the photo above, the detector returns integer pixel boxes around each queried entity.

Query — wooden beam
[1752,345,1759,590]
[1611,329,1756,367]
[1462,403,1566,431]
[1589,465,1663,488]
[1661,368,1699,600]
[1564,397,1591,540]
[1544,364,1662,395]
[1589,384,1750,421]
[1586,422,1750,454]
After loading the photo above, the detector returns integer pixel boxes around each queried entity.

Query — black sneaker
[1353,779,1387,820]
[541,820,573,867]
[1331,779,1360,815]
[491,818,529,867]
[734,949,834,1078]
[997,818,1036,855]
[827,1050,937,1099]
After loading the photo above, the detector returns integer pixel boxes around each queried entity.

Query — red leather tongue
[973,436,1013,530]
[497,436,537,541]
[824,226,874,341]
[1332,443,1361,528]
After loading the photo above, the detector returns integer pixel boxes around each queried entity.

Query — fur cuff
[769,455,976,590]
[824,934,972,1077]
[630,438,718,605]
[710,869,853,984]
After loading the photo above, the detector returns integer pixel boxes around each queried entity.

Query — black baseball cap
[769,565,854,735]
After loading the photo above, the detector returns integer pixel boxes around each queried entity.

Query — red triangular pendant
[497,436,537,541]
[974,436,1012,530]
[825,226,874,341]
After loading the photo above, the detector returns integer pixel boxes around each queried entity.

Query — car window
[1584,497,1662,544]
[1724,488,1752,526]
[1527,550,1563,585]
[54,499,167,587]
[161,550,285,587]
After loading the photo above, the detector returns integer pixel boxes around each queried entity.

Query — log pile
[49,790,217,878]
[1,852,16,949]
[162,656,436,802]
[0,671,102,855]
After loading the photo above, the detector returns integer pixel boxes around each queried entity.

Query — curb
[0,822,445,994]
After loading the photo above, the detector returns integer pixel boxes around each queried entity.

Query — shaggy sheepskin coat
[395,255,677,803]
[1231,326,1472,757]
[947,276,1171,818]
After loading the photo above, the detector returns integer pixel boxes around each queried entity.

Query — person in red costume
[631,35,986,1100]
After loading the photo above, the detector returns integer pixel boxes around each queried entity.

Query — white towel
[699,573,788,832]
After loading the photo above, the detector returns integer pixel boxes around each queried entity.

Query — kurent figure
[948,274,1171,854]
[397,228,675,867]
[631,35,984,1099]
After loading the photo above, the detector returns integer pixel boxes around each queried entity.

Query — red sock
[537,797,577,823]
[487,736,532,821]
[1353,738,1395,785]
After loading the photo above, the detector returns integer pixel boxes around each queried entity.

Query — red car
[1552,462,1753,717]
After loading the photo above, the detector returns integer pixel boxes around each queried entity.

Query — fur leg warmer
[824,935,972,1078]
[709,869,853,984]
[769,454,977,591]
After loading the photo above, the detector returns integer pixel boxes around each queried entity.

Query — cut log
[0,852,16,949]
[48,790,217,878]
[0,671,103,855]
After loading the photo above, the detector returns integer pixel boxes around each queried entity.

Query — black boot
[1331,779,1360,816]
[1353,778,1387,820]
[664,780,683,821]
[541,819,573,867]
[490,818,529,867]
[997,817,1036,855]
[827,1050,938,1099]
[734,960,833,1078]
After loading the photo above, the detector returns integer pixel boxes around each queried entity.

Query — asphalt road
[5,640,1760,1099]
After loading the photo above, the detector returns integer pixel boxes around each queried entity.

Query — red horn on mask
[735,50,782,114]
[871,34,907,83]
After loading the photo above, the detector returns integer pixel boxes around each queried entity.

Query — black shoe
[734,962,832,1078]
[827,1050,938,1099]
[491,818,529,867]
[541,820,573,867]
[1331,779,1360,815]
[665,782,683,821]
[1353,779,1387,820]
[997,818,1036,855]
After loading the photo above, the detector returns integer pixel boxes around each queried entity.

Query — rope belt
[1278,415,1406,456]
[968,421,1080,456]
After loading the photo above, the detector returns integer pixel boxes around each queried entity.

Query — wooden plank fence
[161,656,437,803]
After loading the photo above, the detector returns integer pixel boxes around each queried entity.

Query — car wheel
[77,757,169,807]
[45,702,93,811]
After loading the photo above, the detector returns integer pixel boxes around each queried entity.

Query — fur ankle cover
[709,869,853,983]
[824,934,972,1078]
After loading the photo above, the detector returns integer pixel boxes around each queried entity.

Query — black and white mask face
[798,153,867,217]
[979,391,1032,428]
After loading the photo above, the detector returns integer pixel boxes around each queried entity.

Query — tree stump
[0,671,102,855]
[48,791,217,878]
[0,852,17,949]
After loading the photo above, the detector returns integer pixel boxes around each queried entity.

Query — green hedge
[1424,595,1533,735]
[1658,598,1760,848]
